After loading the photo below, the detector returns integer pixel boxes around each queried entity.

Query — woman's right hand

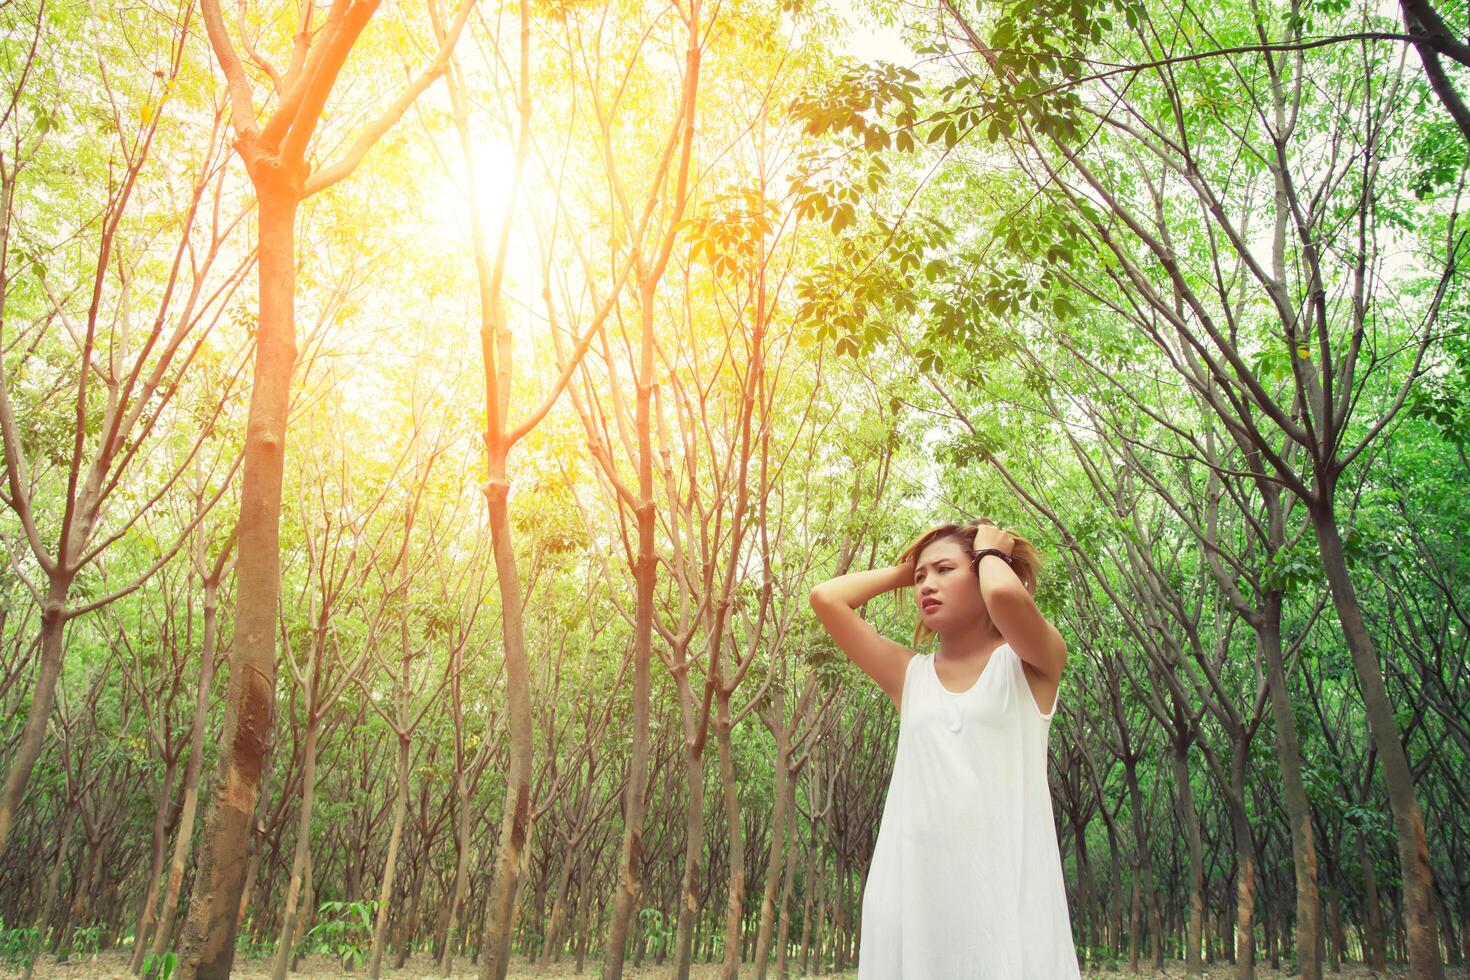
[892,558,916,589]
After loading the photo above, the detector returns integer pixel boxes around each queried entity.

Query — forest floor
[3,951,1424,979]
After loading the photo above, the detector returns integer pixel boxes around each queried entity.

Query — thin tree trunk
[673,741,706,980]
[236,838,263,933]
[574,865,593,974]
[151,571,224,961]
[753,752,792,979]
[368,735,411,978]
[1171,740,1205,976]
[774,789,799,980]
[1324,875,1343,972]
[538,844,577,968]
[1123,755,1163,969]
[716,693,744,980]
[23,810,76,980]
[289,849,314,971]
[1260,589,1322,980]
[271,715,320,980]
[599,282,660,980]
[439,757,474,975]
[1105,819,1123,956]
[0,578,73,852]
[801,852,821,976]
[1229,743,1256,980]
[130,756,180,972]
[1358,831,1387,971]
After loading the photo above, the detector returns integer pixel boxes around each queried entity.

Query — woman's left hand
[972,523,1015,557]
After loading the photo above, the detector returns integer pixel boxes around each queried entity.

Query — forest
[0,0,1466,977]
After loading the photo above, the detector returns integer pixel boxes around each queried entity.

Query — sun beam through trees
[0,0,1467,977]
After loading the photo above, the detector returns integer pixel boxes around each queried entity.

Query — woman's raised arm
[808,564,918,710]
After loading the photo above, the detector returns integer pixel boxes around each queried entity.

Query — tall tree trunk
[600,269,660,979]
[475,439,534,980]
[1310,505,1442,979]
[369,734,411,978]
[180,186,298,980]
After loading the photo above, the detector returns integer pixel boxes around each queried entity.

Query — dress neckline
[933,644,1007,696]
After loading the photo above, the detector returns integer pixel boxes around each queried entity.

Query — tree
[0,0,249,855]
[180,2,476,974]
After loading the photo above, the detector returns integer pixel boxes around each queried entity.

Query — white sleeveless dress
[857,644,1080,979]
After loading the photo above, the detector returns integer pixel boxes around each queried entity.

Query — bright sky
[829,0,918,64]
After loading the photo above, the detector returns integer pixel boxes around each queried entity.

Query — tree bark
[599,267,662,980]
[1229,741,1256,980]
[271,711,320,980]
[0,577,74,851]
[753,738,793,978]
[129,755,179,972]
[673,733,708,980]
[1259,588,1323,980]
[1122,751,1164,969]
[368,734,411,978]
[1171,738,1205,976]
[179,186,298,980]
[1311,504,1443,979]
[151,567,224,962]
[1358,830,1387,971]
[716,691,745,980]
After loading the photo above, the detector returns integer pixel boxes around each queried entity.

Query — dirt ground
[2,949,1430,979]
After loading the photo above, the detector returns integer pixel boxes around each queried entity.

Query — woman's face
[913,536,987,634]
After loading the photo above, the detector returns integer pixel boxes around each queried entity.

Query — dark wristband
[972,548,1015,568]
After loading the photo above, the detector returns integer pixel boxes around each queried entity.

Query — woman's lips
[921,598,942,612]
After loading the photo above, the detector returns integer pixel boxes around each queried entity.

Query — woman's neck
[936,622,1004,662]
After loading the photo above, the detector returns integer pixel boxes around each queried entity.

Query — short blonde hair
[897,518,1042,646]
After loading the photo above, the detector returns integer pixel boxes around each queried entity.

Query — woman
[808,519,1079,978]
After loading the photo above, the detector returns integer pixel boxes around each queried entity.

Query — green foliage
[234,932,275,961]
[790,61,923,153]
[142,949,178,980]
[3,0,1469,967]
[0,926,39,968]
[637,908,676,959]
[62,923,102,959]
[306,899,376,971]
